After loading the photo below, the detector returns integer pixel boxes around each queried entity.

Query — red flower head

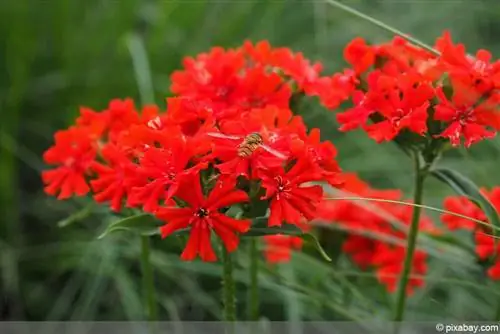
[436,31,500,94]
[434,85,496,147]
[259,158,324,227]
[442,187,500,281]
[127,134,207,213]
[333,32,500,148]
[344,37,376,75]
[155,174,251,262]
[42,127,96,199]
[90,143,141,212]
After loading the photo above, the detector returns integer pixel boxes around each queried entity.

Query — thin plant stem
[141,236,158,321]
[393,152,426,323]
[248,238,259,320]
[324,0,440,56]
[222,247,236,321]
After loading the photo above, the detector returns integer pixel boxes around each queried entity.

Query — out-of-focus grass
[1,0,500,321]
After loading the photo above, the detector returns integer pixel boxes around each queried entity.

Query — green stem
[495,291,500,321]
[141,236,158,321]
[222,247,236,321]
[248,239,259,320]
[324,0,440,56]
[393,152,426,322]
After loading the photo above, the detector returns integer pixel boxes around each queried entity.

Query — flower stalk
[222,246,237,321]
[393,151,427,322]
[248,238,259,320]
[140,235,158,321]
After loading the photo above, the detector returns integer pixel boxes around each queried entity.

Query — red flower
[441,187,500,281]
[259,158,323,227]
[155,174,251,262]
[442,196,484,230]
[434,86,496,147]
[127,135,206,213]
[293,128,343,187]
[263,235,303,263]
[42,127,95,199]
[436,31,500,94]
[344,37,376,75]
[333,32,500,148]
[90,144,140,212]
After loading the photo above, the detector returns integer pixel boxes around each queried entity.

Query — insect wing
[206,132,242,140]
[259,144,288,160]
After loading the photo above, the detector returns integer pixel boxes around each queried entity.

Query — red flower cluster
[42,41,343,261]
[316,173,438,295]
[442,188,500,279]
[325,32,500,147]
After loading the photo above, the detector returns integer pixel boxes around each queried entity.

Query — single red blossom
[313,70,359,110]
[231,66,292,111]
[434,86,496,147]
[243,40,326,94]
[170,46,245,102]
[259,158,323,227]
[166,97,225,136]
[336,91,374,132]
[155,174,251,262]
[263,235,303,263]
[436,30,500,94]
[441,187,500,280]
[76,106,109,140]
[364,83,432,142]
[376,36,436,73]
[344,37,376,75]
[103,98,141,142]
[294,128,343,187]
[90,144,141,212]
[42,127,96,199]
[127,136,206,213]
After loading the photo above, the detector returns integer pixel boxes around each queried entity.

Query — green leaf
[431,167,500,238]
[57,203,93,227]
[243,217,303,237]
[97,214,162,239]
[245,217,332,261]
[301,234,332,262]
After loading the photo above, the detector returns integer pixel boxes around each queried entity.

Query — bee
[237,133,264,157]
[206,132,288,160]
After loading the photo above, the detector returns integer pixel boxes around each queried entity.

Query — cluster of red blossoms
[325,31,500,147]
[42,41,344,262]
[442,188,500,279]
[316,173,439,295]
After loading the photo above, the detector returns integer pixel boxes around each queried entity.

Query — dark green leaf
[431,167,500,239]
[243,217,303,237]
[57,203,93,228]
[301,234,332,262]
[97,214,162,239]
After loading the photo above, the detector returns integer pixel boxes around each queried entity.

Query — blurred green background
[2,0,500,322]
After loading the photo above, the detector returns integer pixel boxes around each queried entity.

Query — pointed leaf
[243,217,303,237]
[431,167,500,238]
[98,214,162,239]
[301,234,332,262]
[57,203,93,227]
